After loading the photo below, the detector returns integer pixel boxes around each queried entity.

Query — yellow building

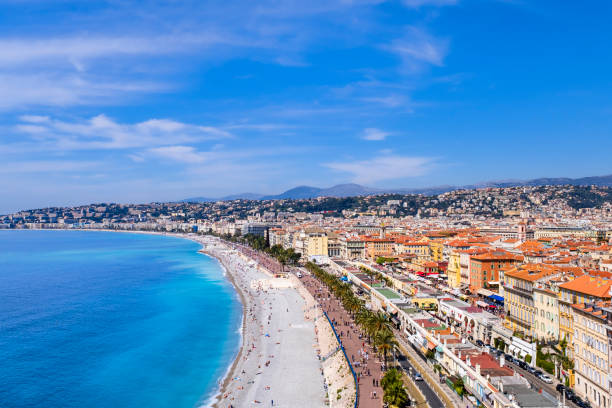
[304,228,328,257]
[559,275,612,361]
[447,251,462,288]
[533,285,560,341]
[571,302,611,408]
[394,238,430,262]
[429,240,444,262]
[503,264,559,337]
[365,237,394,260]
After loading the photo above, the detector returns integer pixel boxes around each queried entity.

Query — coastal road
[502,359,576,407]
[394,352,445,408]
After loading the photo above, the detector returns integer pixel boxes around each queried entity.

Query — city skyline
[1,0,611,213]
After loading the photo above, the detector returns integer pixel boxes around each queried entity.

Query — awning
[489,294,504,302]
[477,288,494,297]
[427,341,436,350]
[476,300,489,308]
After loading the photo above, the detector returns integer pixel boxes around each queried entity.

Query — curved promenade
[301,271,385,408]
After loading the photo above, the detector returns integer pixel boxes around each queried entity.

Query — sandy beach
[195,235,328,408]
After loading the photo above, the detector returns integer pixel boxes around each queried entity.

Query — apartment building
[533,284,560,341]
[447,250,461,288]
[572,302,611,408]
[559,275,612,360]
[503,264,560,337]
[469,250,522,292]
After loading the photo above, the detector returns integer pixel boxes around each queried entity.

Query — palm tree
[374,328,398,365]
[381,368,409,408]
[370,311,391,333]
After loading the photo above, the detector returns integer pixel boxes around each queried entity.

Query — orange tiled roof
[505,263,560,282]
[559,275,612,298]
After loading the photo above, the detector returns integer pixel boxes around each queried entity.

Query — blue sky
[1,0,611,212]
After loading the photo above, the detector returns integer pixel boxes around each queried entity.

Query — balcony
[507,313,530,328]
[505,284,532,297]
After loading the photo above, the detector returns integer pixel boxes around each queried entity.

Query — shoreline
[6,229,330,407]
[199,246,248,408]
[4,229,244,407]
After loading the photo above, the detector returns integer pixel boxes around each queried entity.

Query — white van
[296,272,303,278]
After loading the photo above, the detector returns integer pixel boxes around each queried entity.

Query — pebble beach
[197,236,328,408]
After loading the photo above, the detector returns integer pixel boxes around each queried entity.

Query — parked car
[564,389,577,402]
[556,384,565,393]
[526,365,537,374]
[476,340,484,347]
[413,373,423,381]
[534,369,543,377]
[504,354,513,362]
[539,374,553,383]
[576,398,592,408]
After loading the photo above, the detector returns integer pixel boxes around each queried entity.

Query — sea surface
[0,230,241,408]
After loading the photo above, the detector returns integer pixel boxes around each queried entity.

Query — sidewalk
[302,273,385,408]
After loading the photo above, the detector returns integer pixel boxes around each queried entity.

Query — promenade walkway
[301,272,386,408]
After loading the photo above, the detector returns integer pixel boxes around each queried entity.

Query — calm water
[0,230,241,408]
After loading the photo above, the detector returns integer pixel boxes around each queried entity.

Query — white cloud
[19,115,49,123]
[0,160,101,173]
[14,114,232,150]
[0,73,163,109]
[361,95,407,108]
[387,27,449,71]
[148,146,209,164]
[362,128,389,141]
[325,154,434,183]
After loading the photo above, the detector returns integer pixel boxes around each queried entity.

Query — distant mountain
[181,174,612,202]
[181,192,263,203]
[260,183,382,200]
[261,185,324,200]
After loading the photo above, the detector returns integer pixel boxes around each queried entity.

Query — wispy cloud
[362,128,390,141]
[147,146,209,164]
[0,73,164,109]
[0,160,101,174]
[14,114,232,150]
[387,27,449,72]
[325,154,435,183]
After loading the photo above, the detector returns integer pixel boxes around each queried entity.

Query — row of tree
[305,262,410,407]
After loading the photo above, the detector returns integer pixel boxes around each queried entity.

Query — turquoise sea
[0,230,241,408]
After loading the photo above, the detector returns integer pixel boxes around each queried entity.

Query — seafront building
[3,184,612,408]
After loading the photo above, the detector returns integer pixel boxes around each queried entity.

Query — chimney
[476,363,481,376]
[500,354,505,367]
[498,380,504,393]
[466,356,471,367]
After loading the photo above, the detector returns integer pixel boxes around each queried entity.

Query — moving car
[413,373,423,381]
[296,272,303,278]
[539,374,553,383]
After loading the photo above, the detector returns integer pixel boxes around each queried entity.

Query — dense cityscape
[4,183,612,408]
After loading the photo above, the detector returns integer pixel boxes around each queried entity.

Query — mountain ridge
[181,174,612,202]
